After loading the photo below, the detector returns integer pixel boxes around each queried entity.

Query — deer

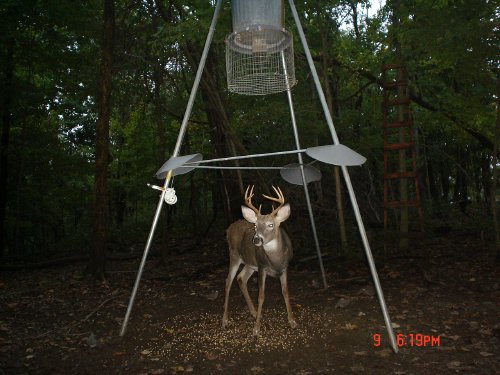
[222,185,297,337]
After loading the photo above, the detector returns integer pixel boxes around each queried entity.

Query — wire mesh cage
[226,0,296,95]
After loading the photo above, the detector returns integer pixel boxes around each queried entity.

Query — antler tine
[244,185,261,214]
[262,186,285,215]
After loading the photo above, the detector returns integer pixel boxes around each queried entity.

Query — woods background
[0,0,498,277]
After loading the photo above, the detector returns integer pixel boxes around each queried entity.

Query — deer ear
[242,205,258,223]
[275,203,290,223]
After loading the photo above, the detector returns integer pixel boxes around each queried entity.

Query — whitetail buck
[222,185,297,336]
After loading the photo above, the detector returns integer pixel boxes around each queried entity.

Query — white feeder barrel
[232,0,283,32]
[226,0,296,95]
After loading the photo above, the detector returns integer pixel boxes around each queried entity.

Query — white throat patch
[263,239,279,252]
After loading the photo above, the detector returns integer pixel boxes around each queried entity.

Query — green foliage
[1,0,498,259]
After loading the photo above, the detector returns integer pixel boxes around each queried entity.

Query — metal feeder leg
[281,52,327,289]
[119,0,224,336]
[288,0,398,353]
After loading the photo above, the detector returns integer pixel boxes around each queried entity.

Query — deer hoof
[221,318,228,329]
[289,318,298,329]
[252,325,260,337]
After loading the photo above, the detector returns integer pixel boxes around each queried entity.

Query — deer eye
[268,223,274,228]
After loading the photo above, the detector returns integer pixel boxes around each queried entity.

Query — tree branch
[304,52,496,153]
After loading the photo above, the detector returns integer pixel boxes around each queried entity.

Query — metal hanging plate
[280,163,322,186]
[155,153,203,179]
[306,144,366,166]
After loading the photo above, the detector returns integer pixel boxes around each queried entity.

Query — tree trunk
[199,82,241,225]
[188,46,244,225]
[0,39,14,258]
[88,0,115,281]
[492,70,500,257]
[396,67,409,248]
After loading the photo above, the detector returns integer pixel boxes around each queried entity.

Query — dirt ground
[1,232,499,375]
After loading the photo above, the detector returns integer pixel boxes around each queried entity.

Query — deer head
[241,185,290,247]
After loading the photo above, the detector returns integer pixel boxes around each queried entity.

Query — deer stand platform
[120,0,399,353]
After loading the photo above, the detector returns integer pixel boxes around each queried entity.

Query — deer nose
[252,235,263,246]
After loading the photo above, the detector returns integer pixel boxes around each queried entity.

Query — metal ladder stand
[382,63,424,239]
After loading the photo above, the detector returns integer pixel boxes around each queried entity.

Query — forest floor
[0,231,499,375]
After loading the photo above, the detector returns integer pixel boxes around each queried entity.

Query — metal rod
[120,170,170,336]
[281,51,327,289]
[186,165,299,170]
[287,1,339,145]
[120,0,223,336]
[183,148,308,165]
[288,0,398,353]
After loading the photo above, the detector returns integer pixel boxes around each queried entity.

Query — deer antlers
[244,185,285,216]
[263,186,285,216]
[244,185,261,214]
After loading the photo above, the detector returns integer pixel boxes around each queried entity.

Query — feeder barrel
[232,0,283,31]
[226,0,295,95]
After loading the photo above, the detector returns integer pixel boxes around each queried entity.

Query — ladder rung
[384,98,411,106]
[383,82,409,90]
[383,121,413,129]
[384,200,420,208]
[384,142,415,150]
[384,172,417,179]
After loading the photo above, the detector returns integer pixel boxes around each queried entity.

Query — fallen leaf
[140,349,151,356]
[357,286,375,296]
[343,323,358,330]
[479,328,492,336]
[196,281,211,287]
[150,369,165,374]
[250,366,265,374]
[164,327,175,334]
[201,291,218,301]
[479,352,494,357]
[350,364,364,372]
[375,348,392,358]
[447,361,461,369]
[205,351,217,360]
[388,271,400,279]
[334,298,351,309]
[86,333,97,348]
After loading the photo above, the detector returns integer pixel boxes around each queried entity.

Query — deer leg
[222,257,241,329]
[253,270,267,337]
[237,265,256,318]
[280,269,297,328]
